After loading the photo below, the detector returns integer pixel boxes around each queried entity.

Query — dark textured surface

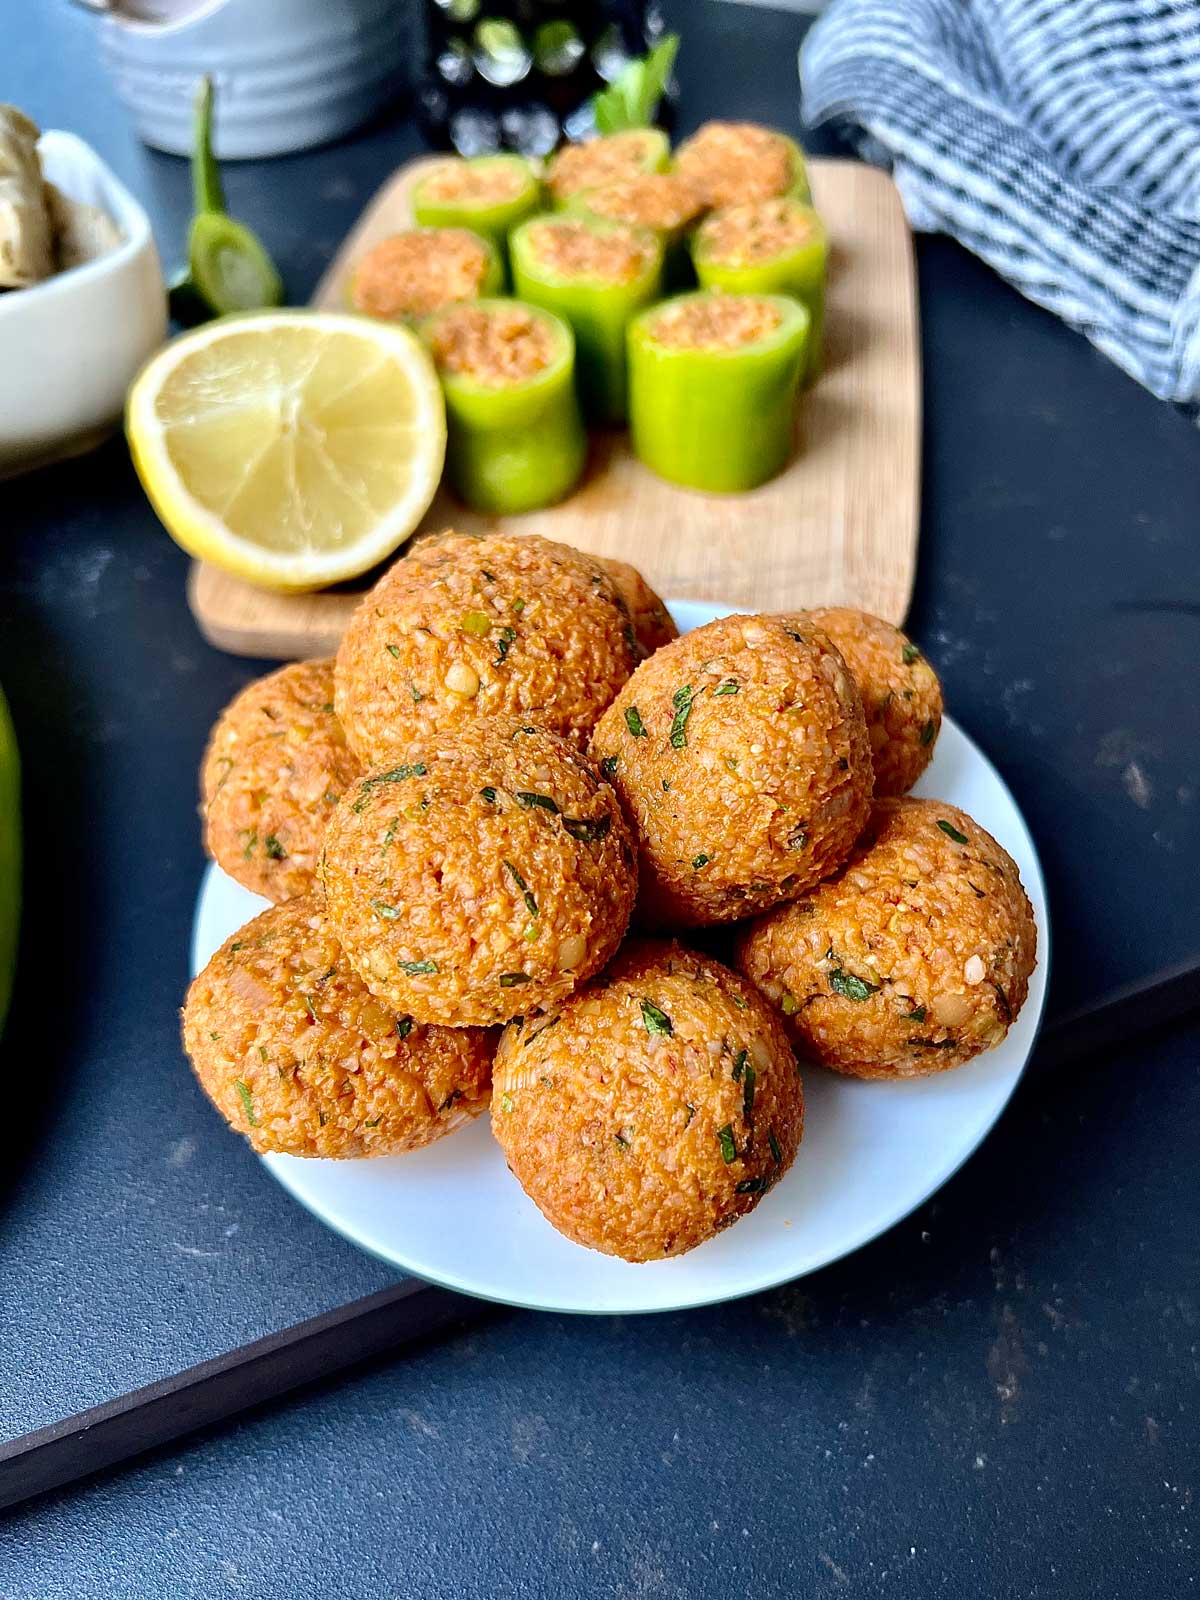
[1,2,1198,1594]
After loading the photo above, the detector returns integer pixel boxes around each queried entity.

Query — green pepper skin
[412,156,544,285]
[627,292,809,493]
[423,300,586,515]
[510,217,664,425]
[691,202,828,383]
[0,682,19,1041]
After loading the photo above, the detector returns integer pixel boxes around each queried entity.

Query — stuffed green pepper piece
[628,291,809,493]
[348,227,502,324]
[673,121,810,208]
[423,298,586,515]
[569,172,703,290]
[412,155,542,282]
[692,197,828,383]
[545,128,671,206]
[510,214,663,424]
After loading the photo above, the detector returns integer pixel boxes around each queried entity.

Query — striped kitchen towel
[801,0,1200,404]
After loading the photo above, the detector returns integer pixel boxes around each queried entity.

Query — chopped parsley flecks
[481,569,496,582]
[640,998,673,1037]
[692,853,711,870]
[234,1080,258,1127]
[742,1062,757,1123]
[504,860,538,918]
[499,972,532,987]
[396,1016,414,1039]
[787,827,809,852]
[921,721,937,746]
[684,1103,696,1126]
[713,679,740,696]
[731,994,748,1011]
[780,992,799,1015]
[736,1177,768,1195]
[732,1049,747,1081]
[499,1093,514,1113]
[717,1124,737,1163]
[302,994,318,1023]
[902,642,921,665]
[494,625,517,666]
[461,610,491,637]
[614,1131,631,1151]
[241,829,257,859]
[398,958,438,976]
[937,818,968,844]
[385,643,400,658]
[381,817,401,851]
[908,1005,926,1023]
[624,706,647,738]
[562,814,612,843]
[364,1115,383,1128]
[515,791,559,813]
[784,628,804,643]
[511,597,526,614]
[410,685,425,702]
[600,755,619,778]
[768,1128,782,1166]
[830,969,878,1002]
[371,900,400,920]
[229,940,243,954]
[669,684,698,748]
[479,786,497,804]
[523,1017,560,1049]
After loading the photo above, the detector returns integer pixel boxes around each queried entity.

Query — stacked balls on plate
[184,533,1037,1263]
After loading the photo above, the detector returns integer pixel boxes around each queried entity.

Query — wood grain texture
[190,157,920,661]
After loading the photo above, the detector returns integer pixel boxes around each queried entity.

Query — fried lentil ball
[321,719,637,1027]
[734,798,1037,1079]
[492,938,804,1261]
[597,556,679,659]
[182,899,494,1157]
[201,660,361,903]
[589,613,874,927]
[334,532,640,766]
[802,608,943,797]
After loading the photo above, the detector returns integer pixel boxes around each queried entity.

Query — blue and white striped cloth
[801,0,1200,404]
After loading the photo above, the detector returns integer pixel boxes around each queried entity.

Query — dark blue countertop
[2,3,1198,1595]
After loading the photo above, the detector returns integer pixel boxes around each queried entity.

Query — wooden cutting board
[189,156,920,660]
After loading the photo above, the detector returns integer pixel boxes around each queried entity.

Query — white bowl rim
[0,129,155,323]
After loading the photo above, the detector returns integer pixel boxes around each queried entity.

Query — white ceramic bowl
[0,130,167,480]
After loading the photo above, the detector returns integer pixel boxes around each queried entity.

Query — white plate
[191,600,1049,1314]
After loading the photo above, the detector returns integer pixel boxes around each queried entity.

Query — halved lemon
[127,310,447,592]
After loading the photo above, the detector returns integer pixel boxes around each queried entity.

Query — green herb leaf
[937,818,968,844]
[562,814,612,843]
[732,1049,747,1081]
[353,764,427,811]
[902,642,921,665]
[640,998,673,1036]
[396,1016,414,1039]
[736,1177,768,1195]
[600,755,619,778]
[385,643,400,658]
[768,1128,782,1166]
[624,706,647,738]
[830,970,878,1002]
[371,900,400,920]
[500,1092,514,1113]
[494,625,517,666]
[908,1005,926,1023]
[591,33,678,135]
[614,1131,630,1151]
[515,791,559,813]
[717,1124,737,1164]
[669,684,698,748]
[504,860,538,918]
[500,972,532,987]
[742,1062,757,1123]
[692,852,711,870]
[480,786,497,804]
[234,1078,258,1127]
[713,680,740,696]
[364,1116,383,1128]
[399,958,438,976]
[921,720,937,746]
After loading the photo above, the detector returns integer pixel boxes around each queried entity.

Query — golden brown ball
[803,608,943,796]
[334,532,639,766]
[734,797,1037,1079]
[589,612,874,927]
[322,718,637,1027]
[492,938,804,1261]
[201,660,360,903]
[182,899,494,1157]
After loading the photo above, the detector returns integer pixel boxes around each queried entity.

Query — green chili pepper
[169,76,283,325]
[412,154,544,285]
[510,214,664,425]
[422,299,586,514]
[691,197,829,384]
[627,291,809,492]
